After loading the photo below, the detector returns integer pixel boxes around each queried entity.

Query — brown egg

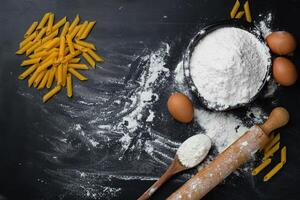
[167,92,194,123]
[266,31,297,55]
[272,57,298,86]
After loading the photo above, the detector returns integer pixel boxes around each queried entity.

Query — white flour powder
[190,27,271,110]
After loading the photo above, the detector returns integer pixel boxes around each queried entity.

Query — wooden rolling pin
[167,107,289,200]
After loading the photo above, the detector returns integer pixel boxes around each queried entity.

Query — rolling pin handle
[260,107,289,135]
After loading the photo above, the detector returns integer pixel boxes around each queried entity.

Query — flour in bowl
[190,27,271,110]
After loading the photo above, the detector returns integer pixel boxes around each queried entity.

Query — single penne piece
[230,0,240,18]
[75,39,96,50]
[86,49,104,62]
[69,25,81,40]
[63,51,81,63]
[264,133,280,153]
[37,12,51,30]
[18,64,38,80]
[281,146,287,164]
[29,51,50,59]
[17,41,34,54]
[34,27,46,42]
[55,65,59,82]
[57,64,63,85]
[59,36,66,60]
[69,57,81,63]
[33,70,47,87]
[66,73,72,97]
[42,29,59,44]
[252,158,271,176]
[43,85,62,103]
[263,162,284,182]
[66,35,76,54]
[235,11,245,19]
[21,57,41,66]
[46,67,56,88]
[24,21,38,38]
[68,14,80,33]
[20,31,37,48]
[82,52,96,67]
[28,68,42,87]
[62,63,68,86]
[244,1,252,22]
[26,40,42,56]
[79,21,96,39]
[43,37,60,50]
[68,63,89,70]
[61,21,70,37]
[76,21,88,38]
[36,58,54,73]
[73,43,87,52]
[263,142,280,160]
[52,16,67,31]
[46,13,54,35]
[68,68,87,80]
[38,70,50,90]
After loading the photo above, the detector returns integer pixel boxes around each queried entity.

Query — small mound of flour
[190,27,271,110]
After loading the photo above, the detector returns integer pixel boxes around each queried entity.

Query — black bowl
[183,20,272,111]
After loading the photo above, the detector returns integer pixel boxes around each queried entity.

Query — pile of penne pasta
[17,12,103,102]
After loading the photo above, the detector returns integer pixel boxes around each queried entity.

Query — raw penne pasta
[36,58,54,73]
[68,63,89,70]
[76,21,88,38]
[69,58,81,63]
[87,49,104,62]
[264,133,280,153]
[46,13,54,35]
[263,142,280,160]
[17,41,34,54]
[21,57,41,66]
[66,35,76,54]
[73,43,87,52]
[75,39,96,50]
[26,41,42,56]
[29,51,50,59]
[42,29,59,44]
[244,1,252,22]
[68,68,87,80]
[61,21,70,37]
[69,25,81,39]
[52,16,67,31]
[24,21,38,38]
[80,21,96,39]
[59,36,66,60]
[66,73,72,97]
[281,146,287,164]
[63,51,81,63]
[230,0,240,18]
[43,85,62,103]
[57,64,63,85]
[46,67,56,88]
[68,15,80,33]
[62,63,68,86]
[235,11,245,19]
[34,70,47,87]
[55,65,59,82]
[252,158,271,176]
[34,27,47,42]
[82,52,95,67]
[28,68,42,87]
[18,64,38,80]
[263,162,283,182]
[38,70,50,90]
[43,37,60,49]
[37,12,51,30]
[20,31,37,48]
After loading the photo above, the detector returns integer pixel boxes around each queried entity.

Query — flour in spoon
[190,27,271,110]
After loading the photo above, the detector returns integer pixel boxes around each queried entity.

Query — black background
[0,0,300,200]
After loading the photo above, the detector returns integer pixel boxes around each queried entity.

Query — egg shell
[272,57,298,86]
[266,31,297,55]
[167,92,194,123]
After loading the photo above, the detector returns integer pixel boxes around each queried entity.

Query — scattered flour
[257,12,273,38]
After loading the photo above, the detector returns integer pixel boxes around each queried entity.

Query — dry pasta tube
[63,51,81,63]
[263,162,283,182]
[43,37,60,50]
[20,32,37,48]
[68,68,87,80]
[75,39,96,50]
[68,14,80,33]
[87,49,103,62]
[230,0,240,18]
[28,69,42,87]
[46,13,54,35]
[69,25,81,39]
[21,57,41,66]
[57,64,63,85]
[46,67,56,88]
[68,63,89,70]
[73,43,87,52]
[38,70,50,90]
[69,58,81,63]
[18,64,38,80]
[66,73,72,97]
[34,70,47,87]
[24,21,38,38]
[61,22,70,37]
[59,36,66,60]
[17,41,34,54]
[235,11,245,19]
[82,52,95,67]
[52,16,67,31]
[43,85,62,103]
[62,63,68,86]
[79,21,96,39]
[264,133,280,153]
[26,41,42,56]
[76,21,88,38]
[34,27,47,42]
[244,1,252,22]
[29,51,50,59]
[263,142,280,160]
[66,35,76,54]
[252,158,271,176]
[37,12,50,30]
[281,146,287,164]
